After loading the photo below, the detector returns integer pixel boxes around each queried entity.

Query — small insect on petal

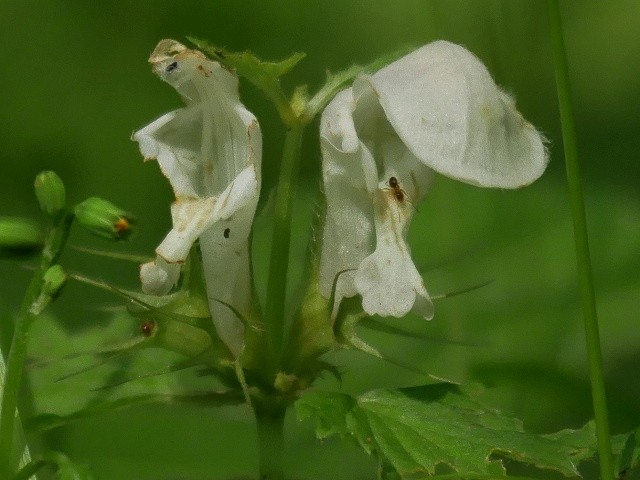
[223,228,230,239]
[388,176,405,203]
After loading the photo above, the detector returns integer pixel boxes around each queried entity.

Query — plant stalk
[0,213,72,478]
[546,2,614,479]
[255,405,286,480]
[264,124,305,373]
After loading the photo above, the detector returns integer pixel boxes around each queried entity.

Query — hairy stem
[264,124,305,373]
[0,213,72,478]
[546,2,614,479]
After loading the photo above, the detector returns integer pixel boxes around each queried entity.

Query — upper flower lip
[353,41,549,189]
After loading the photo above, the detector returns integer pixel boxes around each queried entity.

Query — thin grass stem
[546,2,614,479]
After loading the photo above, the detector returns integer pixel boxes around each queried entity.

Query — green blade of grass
[546,1,614,479]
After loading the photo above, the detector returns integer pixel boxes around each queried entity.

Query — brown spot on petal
[197,64,211,77]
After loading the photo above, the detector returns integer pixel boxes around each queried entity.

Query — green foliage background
[1,1,639,479]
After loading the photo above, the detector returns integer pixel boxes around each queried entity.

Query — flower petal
[318,89,375,310]
[155,165,259,264]
[140,257,181,295]
[133,40,262,357]
[319,86,434,319]
[357,40,548,188]
[354,190,433,320]
[132,39,261,199]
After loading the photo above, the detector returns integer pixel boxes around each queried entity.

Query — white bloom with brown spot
[319,40,548,320]
[133,39,261,356]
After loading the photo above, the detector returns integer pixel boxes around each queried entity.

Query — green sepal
[66,271,237,387]
[282,277,335,379]
[29,264,68,315]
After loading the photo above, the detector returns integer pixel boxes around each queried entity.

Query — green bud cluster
[74,197,134,240]
[34,170,66,215]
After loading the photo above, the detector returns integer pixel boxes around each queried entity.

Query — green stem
[264,124,305,373]
[255,404,286,480]
[0,213,72,478]
[546,2,614,480]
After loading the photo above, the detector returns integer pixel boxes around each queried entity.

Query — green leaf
[187,37,305,124]
[612,427,640,477]
[296,383,597,478]
[188,38,305,79]
[295,391,354,438]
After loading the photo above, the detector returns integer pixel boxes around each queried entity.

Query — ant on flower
[387,176,406,203]
[383,176,418,221]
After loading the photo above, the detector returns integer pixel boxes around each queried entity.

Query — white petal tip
[140,259,180,295]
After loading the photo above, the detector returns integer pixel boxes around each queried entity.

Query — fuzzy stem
[264,124,305,373]
[546,2,614,479]
[0,213,72,478]
[255,404,286,480]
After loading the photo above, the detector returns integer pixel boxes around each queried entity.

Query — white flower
[319,40,548,320]
[133,40,261,356]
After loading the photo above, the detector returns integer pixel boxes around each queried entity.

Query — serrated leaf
[297,383,596,478]
[613,427,640,477]
[188,37,305,78]
[187,37,304,123]
[295,391,354,438]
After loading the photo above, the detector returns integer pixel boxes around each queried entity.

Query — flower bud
[42,264,67,299]
[74,197,134,240]
[34,170,66,215]
[0,217,43,257]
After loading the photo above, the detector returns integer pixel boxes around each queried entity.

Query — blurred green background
[1,1,639,479]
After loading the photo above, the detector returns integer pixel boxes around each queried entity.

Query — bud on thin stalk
[34,171,66,215]
[42,264,67,298]
[74,197,134,240]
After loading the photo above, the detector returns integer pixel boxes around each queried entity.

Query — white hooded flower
[319,40,548,320]
[133,40,261,356]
